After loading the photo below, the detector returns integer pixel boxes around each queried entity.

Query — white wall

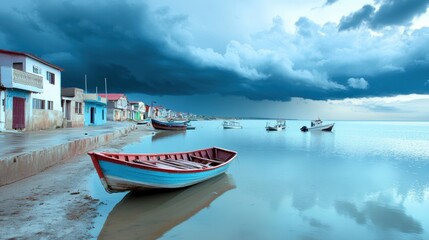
[25,58,62,111]
[0,54,26,68]
[0,90,5,131]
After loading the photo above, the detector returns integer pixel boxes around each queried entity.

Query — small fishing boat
[136,119,150,125]
[300,118,335,132]
[266,120,286,131]
[151,118,187,131]
[223,120,242,129]
[88,147,237,193]
[186,123,196,130]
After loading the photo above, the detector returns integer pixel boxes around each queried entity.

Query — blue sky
[1,0,429,120]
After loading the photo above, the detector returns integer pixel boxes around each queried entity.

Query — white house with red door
[0,49,63,131]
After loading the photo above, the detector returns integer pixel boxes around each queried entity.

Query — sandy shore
[0,125,154,239]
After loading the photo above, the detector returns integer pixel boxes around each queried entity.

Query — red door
[13,97,25,129]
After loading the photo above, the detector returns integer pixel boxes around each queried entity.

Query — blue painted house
[83,94,107,126]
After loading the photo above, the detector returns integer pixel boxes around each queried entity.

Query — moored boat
[151,118,188,131]
[266,120,286,131]
[223,120,242,129]
[136,119,150,125]
[186,122,196,130]
[88,147,237,193]
[300,118,334,132]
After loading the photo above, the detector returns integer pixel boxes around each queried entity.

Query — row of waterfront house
[0,49,186,132]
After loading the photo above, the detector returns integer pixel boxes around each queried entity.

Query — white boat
[266,120,286,131]
[223,121,242,129]
[301,118,334,132]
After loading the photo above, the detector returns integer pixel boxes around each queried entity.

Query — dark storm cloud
[339,0,429,30]
[1,0,428,104]
[1,0,217,95]
[370,0,429,29]
[338,5,375,31]
[0,0,321,101]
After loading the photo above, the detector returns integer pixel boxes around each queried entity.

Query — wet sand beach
[0,125,154,239]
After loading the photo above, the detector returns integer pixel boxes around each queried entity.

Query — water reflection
[335,201,423,234]
[307,131,336,153]
[151,130,186,142]
[98,174,235,240]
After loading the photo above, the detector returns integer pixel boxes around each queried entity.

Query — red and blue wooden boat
[151,118,188,131]
[88,147,237,193]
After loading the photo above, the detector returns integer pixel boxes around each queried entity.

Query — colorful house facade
[98,93,128,121]
[128,101,146,121]
[84,94,107,126]
[0,49,63,131]
[61,88,84,128]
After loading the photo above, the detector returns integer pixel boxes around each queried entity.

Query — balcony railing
[0,66,43,93]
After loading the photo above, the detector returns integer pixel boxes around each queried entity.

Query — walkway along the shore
[0,122,137,186]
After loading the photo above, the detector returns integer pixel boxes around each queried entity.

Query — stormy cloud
[0,0,428,107]
[339,0,429,30]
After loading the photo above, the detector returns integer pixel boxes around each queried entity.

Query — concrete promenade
[0,122,138,186]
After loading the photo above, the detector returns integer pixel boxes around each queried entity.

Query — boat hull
[88,147,237,193]
[266,126,285,131]
[223,126,242,129]
[151,118,187,131]
[97,160,230,192]
[308,123,335,131]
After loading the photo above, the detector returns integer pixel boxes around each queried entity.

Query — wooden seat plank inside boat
[159,159,206,169]
[124,154,209,170]
[190,155,223,164]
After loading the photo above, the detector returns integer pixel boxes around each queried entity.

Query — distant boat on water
[266,120,286,131]
[223,120,242,129]
[186,122,196,130]
[301,118,334,132]
[88,147,237,193]
[151,118,188,131]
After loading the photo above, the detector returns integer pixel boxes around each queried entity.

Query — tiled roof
[98,93,125,101]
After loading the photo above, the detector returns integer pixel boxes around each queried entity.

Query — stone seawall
[0,124,137,186]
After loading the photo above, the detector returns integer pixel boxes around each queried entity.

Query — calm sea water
[90,120,429,240]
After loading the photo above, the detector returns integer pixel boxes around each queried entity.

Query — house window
[47,101,53,110]
[13,62,23,71]
[33,65,42,74]
[47,72,55,84]
[75,102,82,114]
[102,109,105,120]
[33,99,45,109]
